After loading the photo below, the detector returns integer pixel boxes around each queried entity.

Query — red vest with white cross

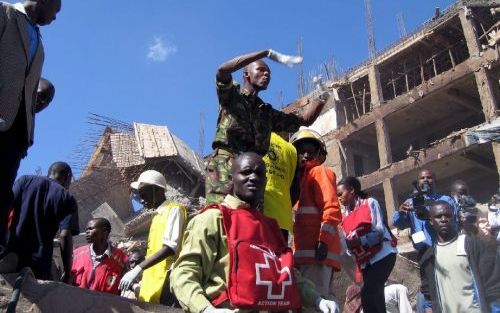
[71,244,128,295]
[341,199,382,264]
[202,203,302,310]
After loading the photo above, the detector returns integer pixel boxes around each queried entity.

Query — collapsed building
[69,118,205,245]
[285,0,500,222]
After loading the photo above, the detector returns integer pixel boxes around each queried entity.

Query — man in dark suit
[0,0,62,253]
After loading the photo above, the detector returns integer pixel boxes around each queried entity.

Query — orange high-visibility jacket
[293,165,342,269]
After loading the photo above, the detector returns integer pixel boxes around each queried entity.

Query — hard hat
[290,128,327,156]
[130,170,167,190]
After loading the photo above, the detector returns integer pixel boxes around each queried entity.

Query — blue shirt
[13,3,39,64]
[8,175,80,278]
[24,17,39,65]
[392,194,458,251]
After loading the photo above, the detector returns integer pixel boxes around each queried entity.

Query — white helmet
[130,170,167,190]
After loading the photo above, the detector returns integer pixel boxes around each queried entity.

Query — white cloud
[147,37,177,62]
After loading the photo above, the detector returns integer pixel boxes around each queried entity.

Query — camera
[410,180,431,220]
[455,194,478,224]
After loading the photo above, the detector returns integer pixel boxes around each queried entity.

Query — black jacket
[419,235,500,313]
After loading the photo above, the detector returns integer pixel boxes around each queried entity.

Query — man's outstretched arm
[216,50,270,84]
[299,97,328,126]
[217,49,303,84]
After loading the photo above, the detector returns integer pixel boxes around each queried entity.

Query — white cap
[130,170,167,191]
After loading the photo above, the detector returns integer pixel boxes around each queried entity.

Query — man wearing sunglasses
[119,170,187,306]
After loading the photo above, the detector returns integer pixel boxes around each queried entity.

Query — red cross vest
[340,199,396,265]
[71,244,128,295]
[202,203,302,311]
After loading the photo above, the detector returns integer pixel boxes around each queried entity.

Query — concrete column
[459,8,480,56]
[368,64,384,106]
[344,144,356,177]
[493,142,500,177]
[474,69,498,122]
[376,119,393,167]
[326,140,347,180]
[383,178,399,225]
[459,7,498,122]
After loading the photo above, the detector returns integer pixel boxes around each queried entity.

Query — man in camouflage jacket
[206,49,329,203]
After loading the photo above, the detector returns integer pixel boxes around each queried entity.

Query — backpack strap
[212,290,230,307]
[198,202,224,214]
[200,203,232,307]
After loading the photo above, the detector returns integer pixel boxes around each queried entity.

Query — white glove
[203,305,238,313]
[317,298,339,313]
[267,49,303,67]
[119,265,142,291]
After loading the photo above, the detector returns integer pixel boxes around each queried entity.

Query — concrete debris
[488,29,500,46]
[123,210,156,238]
[91,202,126,241]
[465,116,500,143]
[70,168,133,232]
[331,254,421,307]
[133,123,204,180]
[116,240,147,254]
[110,133,145,168]
[0,272,180,313]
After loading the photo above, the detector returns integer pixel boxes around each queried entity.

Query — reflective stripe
[320,223,336,235]
[293,249,341,262]
[296,206,320,214]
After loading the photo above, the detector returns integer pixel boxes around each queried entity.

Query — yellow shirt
[139,201,187,303]
[263,132,297,231]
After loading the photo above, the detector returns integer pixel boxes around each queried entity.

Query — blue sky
[16,0,455,178]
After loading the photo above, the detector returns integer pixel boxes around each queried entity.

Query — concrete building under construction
[285,0,500,222]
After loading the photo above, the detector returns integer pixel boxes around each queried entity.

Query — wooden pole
[403,61,409,92]
[432,57,438,77]
[419,54,425,83]
[448,49,456,67]
[343,103,349,124]
[362,84,367,114]
[350,83,361,118]
[391,70,397,98]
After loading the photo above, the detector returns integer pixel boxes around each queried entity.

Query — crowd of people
[0,1,499,313]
